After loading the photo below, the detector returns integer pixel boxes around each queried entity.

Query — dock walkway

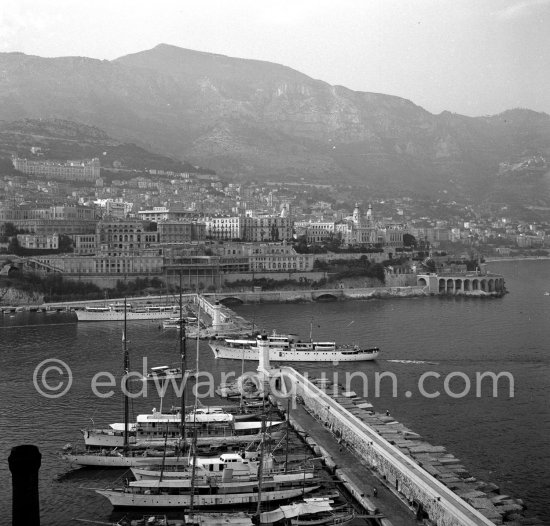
[281,395,418,526]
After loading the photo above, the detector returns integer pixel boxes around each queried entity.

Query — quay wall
[280,367,495,526]
[201,286,428,304]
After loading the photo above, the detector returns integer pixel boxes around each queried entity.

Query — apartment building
[242,216,292,242]
[205,216,243,240]
[12,157,100,183]
[157,220,206,243]
[96,220,159,255]
[137,207,197,222]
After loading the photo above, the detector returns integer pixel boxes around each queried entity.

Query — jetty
[267,370,534,526]
[244,327,539,526]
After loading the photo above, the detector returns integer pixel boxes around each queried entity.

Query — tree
[1,223,18,237]
[8,236,21,255]
[293,235,308,254]
[58,235,73,253]
[403,233,417,248]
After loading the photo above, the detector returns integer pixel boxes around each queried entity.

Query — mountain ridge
[0,44,549,203]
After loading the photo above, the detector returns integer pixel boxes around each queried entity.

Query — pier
[262,367,535,526]
[243,333,535,526]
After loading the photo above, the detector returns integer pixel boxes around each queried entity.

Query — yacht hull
[96,485,320,508]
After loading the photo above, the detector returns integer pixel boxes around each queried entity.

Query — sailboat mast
[123,300,129,449]
[285,398,290,473]
[255,412,267,516]
[179,271,186,446]
[188,305,200,518]
[159,421,169,482]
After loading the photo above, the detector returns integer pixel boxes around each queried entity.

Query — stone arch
[418,277,427,287]
[472,279,479,291]
[446,279,454,293]
[455,279,462,292]
[463,279,471,291]
[313,293,338,302]
[219,297,244,306]
[439,279,446,293]
[488,279,494,292]
[480,279,486,292]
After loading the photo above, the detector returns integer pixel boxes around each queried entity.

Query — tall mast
[285,397,290,473]
[179,271,186,448]
[255,410,267,516]
[188,303,200,520]
[123,299,129,449]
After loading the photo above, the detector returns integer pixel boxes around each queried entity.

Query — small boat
[162,315,199,329]
[260,498,355,526]
[162,317,184,329]
[76,513,252,526]
[141,365,195,382]
[127,517,183,526]
[131,451,294,481]
[186,513,252,526]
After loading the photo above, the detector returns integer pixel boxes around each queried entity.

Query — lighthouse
[257,334,271,379]
[212,301,222,331]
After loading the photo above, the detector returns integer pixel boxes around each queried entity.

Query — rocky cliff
[0,287,44,306]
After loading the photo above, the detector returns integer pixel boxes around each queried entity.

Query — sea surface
[0,260,549,525]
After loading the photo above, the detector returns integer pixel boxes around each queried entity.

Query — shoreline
[1,283,508,311]
[485,256,550,262]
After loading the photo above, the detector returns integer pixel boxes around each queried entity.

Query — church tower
[352,203,362,227]
[366,204,373,222]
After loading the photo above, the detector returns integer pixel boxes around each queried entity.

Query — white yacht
[210,331,379,362]
[76,303,180,321]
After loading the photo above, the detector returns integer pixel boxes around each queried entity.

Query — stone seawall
[279,367,499,526]
[202,286,428,305]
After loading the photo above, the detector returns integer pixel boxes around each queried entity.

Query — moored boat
[131,451,297,481]
[81,407,283,448]
[141,365,196,382]
[260,498,354,526]
[95,476,320,508]
[76,303,180,322]
[210,331,379,362]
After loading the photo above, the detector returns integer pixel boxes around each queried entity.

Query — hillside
[0,45,549,203]
[0,118,207,174]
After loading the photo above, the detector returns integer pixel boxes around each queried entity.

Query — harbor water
[0,259,549,525]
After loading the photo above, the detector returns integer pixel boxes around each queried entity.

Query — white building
[205,216,243,240]
[17,233,59,250]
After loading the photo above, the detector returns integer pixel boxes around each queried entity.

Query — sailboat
[62,293,281,468]
[95,308,320,509]
[75,292,281,454]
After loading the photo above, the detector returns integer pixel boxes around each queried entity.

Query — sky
[1,0,549,117]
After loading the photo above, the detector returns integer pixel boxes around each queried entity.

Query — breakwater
[269,368,538,526]
[203,286,427,303]
[0,286,426,313]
